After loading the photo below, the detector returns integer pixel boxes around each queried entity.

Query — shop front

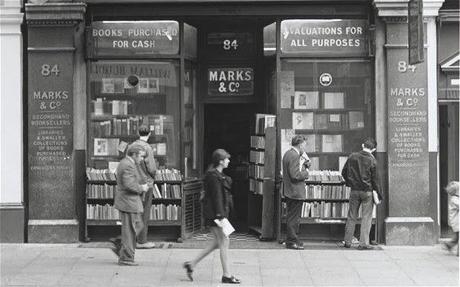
[16,0,444,244]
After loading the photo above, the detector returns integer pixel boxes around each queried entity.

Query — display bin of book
[84,168,187,242]
[277,171,377,242]
[247,116,276,240]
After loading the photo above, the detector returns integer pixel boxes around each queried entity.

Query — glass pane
[263,22,276,56]
[184,23,197,59]
[280,60,373,171]
[88,60,181,170]
[184,61,198,179]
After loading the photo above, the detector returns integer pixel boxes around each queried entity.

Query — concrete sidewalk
[0,243,458,286]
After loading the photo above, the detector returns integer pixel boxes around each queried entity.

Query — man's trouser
[137,187,153,244]
[285,198,303,245]
[344,190,373,246]
[119,211,143,262]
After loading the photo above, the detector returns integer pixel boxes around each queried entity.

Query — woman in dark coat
[183,149,240,284]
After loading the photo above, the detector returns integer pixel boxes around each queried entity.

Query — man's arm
[370,160,383,199]
[209,176,225,219]
[287,153,309,182]
[144,149,157,179]
[341,159,349,183]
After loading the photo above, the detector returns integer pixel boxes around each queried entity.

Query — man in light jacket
[282,135,310,250]
[112,144,150,265]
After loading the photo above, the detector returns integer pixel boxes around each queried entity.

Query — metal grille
[184,180,203,238]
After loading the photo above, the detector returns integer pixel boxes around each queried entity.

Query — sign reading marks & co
[208,68,254,96]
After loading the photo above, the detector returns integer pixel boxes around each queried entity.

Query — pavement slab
[0,243,458,286]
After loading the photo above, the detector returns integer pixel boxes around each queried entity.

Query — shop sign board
[28,52,74,218]
[208,67,254,96]
[387,49,429,216]
[408,0,424,65]
[280,19,369,56]
[88,21,180,58]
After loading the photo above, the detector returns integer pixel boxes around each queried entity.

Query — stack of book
[249,165,264,179]
[249,178,264,195]
[154,168,182,181]
[149,204,181,221]
[86,204,120,220]
[86,168,116,181]
[86,184,115,199]
[307,170,344,182]
[153,183,182,199]
[249,150,264,164]
[304,185,351,199]
[250,136,265,149]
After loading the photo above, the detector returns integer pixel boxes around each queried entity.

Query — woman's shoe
[183,261,193,281]
[222,275,241,284]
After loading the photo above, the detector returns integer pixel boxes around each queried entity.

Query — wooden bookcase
[248,115,277,240]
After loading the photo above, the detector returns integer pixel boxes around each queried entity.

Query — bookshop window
[184,61,198,178]
[89,60,180,171]
[279,60,373,171]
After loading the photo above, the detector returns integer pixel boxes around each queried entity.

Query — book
[314,114,328,129]
[322,135,342,152]
[348,111,364,129]
[294,91,319,109]
[324,92,344,109]
[94,99,104,115]
[292,112,314,129]
[214,218,235,237]
[101,78,115,93]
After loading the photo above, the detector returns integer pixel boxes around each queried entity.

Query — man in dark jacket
[282,135,310,249]
[341,138,382,250]
[113,145,150,265]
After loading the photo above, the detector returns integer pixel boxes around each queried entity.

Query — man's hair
[363,138,377,150]
[138,125,150,137]
[211,149,230,167]
[291,135,305,146]
[126,144,145,157]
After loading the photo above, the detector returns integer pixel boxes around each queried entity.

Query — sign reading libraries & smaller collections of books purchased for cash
[280,19,369,56]
[88,21,180,58]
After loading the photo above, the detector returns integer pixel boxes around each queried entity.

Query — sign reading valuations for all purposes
[208,68,254,96]
[88,21,179,58]
[280,19,369,56]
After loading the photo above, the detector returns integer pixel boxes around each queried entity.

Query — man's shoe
[136,242,156,249]
[183,261,193,281]
[222,275,241,284]
[118,260,139,266]
[286,243,304,250]
[357,245,374,250]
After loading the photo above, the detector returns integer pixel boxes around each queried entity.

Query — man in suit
[341,138,382,250]
[112,144,150,266]
[130,125,157,249]
[282,135,310,250]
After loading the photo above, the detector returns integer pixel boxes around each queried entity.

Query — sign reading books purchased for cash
[208,67,254,96]
[88,21,179,58]
[280,19,369,56]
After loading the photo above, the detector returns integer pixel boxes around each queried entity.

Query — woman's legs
[189,229,218,268]
[212,226,231,277]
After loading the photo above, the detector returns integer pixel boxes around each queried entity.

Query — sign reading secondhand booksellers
[88,21,179,58]
[281,19,369,56]
[208,68,254,96]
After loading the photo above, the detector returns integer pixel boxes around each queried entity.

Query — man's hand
[141,184,149,192]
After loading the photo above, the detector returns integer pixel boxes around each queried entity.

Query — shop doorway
[204,103,255,231]
[439,103,459,237]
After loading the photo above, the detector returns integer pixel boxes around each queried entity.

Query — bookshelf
[248,114,276,240]
[85,168,185,241]
[85,60,187,241]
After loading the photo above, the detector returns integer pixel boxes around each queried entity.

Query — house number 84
[397,61,416,73]
[41,64,60,77]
